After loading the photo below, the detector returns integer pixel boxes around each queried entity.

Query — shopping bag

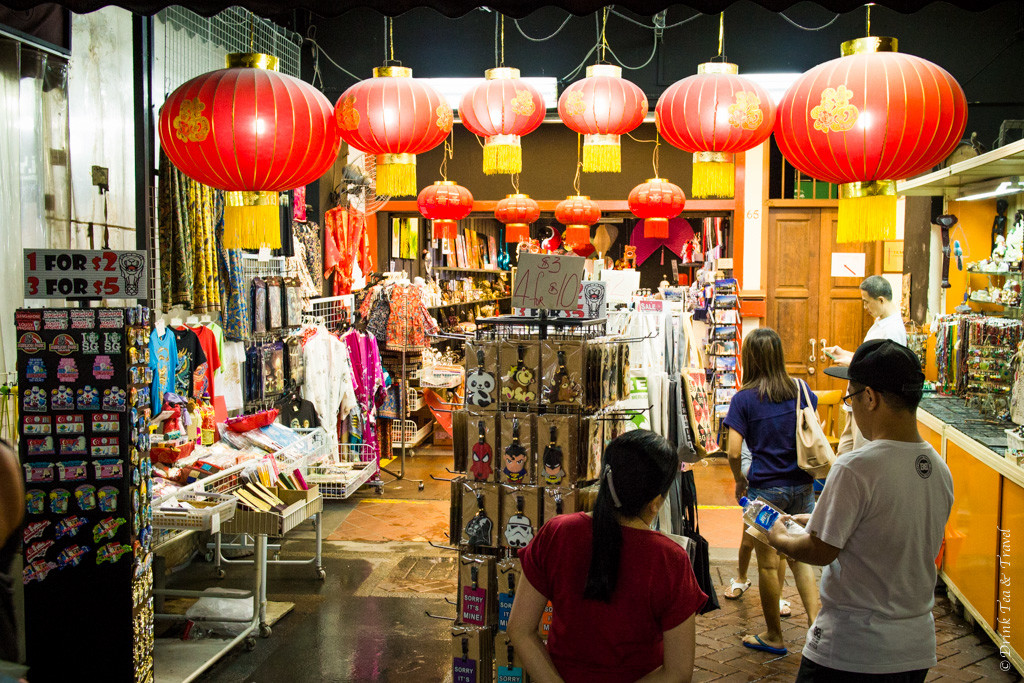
[680,313,719,459]
[795,379,835,479]
[681,469,719,614]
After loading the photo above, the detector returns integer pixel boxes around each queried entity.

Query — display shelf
[427,296,510,311]
[968,270,1021,277]
[391,420,432,449]
[434,266,507,274]
[896,138,1024,196]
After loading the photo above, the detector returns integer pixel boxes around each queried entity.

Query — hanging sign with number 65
[511,253,586,312]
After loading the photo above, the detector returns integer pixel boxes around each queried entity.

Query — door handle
[807,366,816,375]
[809,338,816,363]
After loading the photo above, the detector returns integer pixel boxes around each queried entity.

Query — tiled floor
[182,449,1018,682]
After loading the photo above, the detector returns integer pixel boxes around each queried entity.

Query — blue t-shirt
[149,327,178,415]
[723,383,815,488]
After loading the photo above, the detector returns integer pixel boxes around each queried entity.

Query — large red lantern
[555,195,601,249]
[159,53,340,249]
[417,181,473,240]
[460,68,545,176]
[628,179,686,239]
[776,37,967,242]
[495,194,540,243]
[656,63,776,199]
[335,66,453,197]
[558,65,647,173]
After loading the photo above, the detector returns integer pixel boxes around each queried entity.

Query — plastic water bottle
[739,497,806,543]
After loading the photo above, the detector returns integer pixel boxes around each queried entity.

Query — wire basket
[391,420,432,449]
[420,364,464,389]
[152,491,237,531]
[304,441,377,499]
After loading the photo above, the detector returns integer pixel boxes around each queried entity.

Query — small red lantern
[159,53,340,249]
[495,194,540,243]
[558,65,647,173]
[776,37,967,242]
[656,63,776,199]
[555,195,601,249]
[335,66,453,197]
[628,179,686,239]
[417,181,474,240]
[460,68,545,175]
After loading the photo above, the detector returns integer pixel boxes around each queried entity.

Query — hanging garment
[303,326,357,452]
[324,207,350,295]
[219,341,245,412]
[293,186,307,223]
[386,284,439,349]
[214,193,251,340]
[172,327,207,399]
[188,324,221,401]
[344,330,385,461]
[149,327,178,415]
[295,220,323,294]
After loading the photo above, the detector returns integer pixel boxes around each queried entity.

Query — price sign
[24,249,147,299]
[512,253,586,312]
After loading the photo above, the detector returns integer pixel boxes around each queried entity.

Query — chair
[812,389,844,452]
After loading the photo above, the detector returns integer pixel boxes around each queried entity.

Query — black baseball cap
[824,339,925,395]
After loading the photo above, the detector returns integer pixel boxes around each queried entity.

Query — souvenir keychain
[502,418,528,483]
[464,492,493,547]
[465,347,495,408]
[461,564,487,626]
[542,426,564,485]
[470,421,492,481]
[498,643,525,683]
[498,569,516,632]
[503,495,534,549]
[503,345,535,402]
[550,350,577,403]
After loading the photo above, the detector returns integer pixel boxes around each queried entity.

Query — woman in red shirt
[508,430,707,682]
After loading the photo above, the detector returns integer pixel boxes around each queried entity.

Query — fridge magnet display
[25,489,45,514]
[96,542,130,564]
[93,356,115,380]
[57,358,79,383]
[57,545,89,570]
[465,345,497,409]
[500,486,540,550]
[500,342,539,403]
[97,486,118,512]
[102,387,127,411]
[23,387,47,413]
[26,358,46,382]
[23,463,53,483]
[24,521,50,543]
[74,485,97,511]
[497,558,521,633]
[57,461,89,481]
[81,331,100,354]
[93,517,126,543]
[70,309,96,329]
[48,489,70,514]
[54,516,86,540]
[76,386,99,410]
[43,310,68,331]
[94,459,123,480]
[59,437,87,456]
[51,386,75,410]
[56,415,84,434]
[92,414,119,433]
[91,437,120,457]
[26,438,54,456]
[50,334,78,355]
[499,416,531,485]
[103,332,122,354]
[23,416,50,435]
[26,541,54,563]
[458,554,496,627]
[18,332,46,354]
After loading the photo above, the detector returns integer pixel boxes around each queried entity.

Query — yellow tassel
[582,143,621,173]
[692,161,735,198]
[223,191,281,250]
[837,194,897,243]
[376,160,417,197]
[483,144,522,175]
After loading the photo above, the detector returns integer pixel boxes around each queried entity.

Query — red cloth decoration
[630,217,695,266]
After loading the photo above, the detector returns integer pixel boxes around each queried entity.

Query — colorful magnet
[22,387,47,413]
[81,331,100,354]
[96,542,130,565]
[50,333,78,356]
[23,463,53,484]
[91,437,120,457]
[17,332,46,354]
[102,332,122,354]
[25,358,47,383]
[56,460,89,481]
[49,489,70,514]
[50,385,75,411]
[76,385,99,410]
[97,486,118,512]
[93,517,126,543]
[57,358,79,383]
[102,386,127,412]
[26,437,54,456]
[92,413,119,433]
[23,521,50,544]
[54,515,87,540]
[26,540,54,563]
[93,355,115,381]
[25,489,46,514]
[57,544,89,570]
[22,416,51,435]
[75,484,97,511]
[94,459,123,480]
[59,437,88,456]
[56,415,84,434]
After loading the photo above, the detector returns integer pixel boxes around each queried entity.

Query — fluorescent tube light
[420,77,559,112]
[957,177,1024,202]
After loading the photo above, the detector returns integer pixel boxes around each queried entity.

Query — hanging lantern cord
[511,173,520,195]
[439,132,454,181]
[501,15,505,66]
[715,11,726,62]
[384,17,401,66]
[865,3,874,36]
[652,132,661,177]
[574,133,583,195]
[249,13,256,52]
[600,7,610,63]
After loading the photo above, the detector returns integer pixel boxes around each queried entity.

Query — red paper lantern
[417,181,474,240]
[555,195,601,249]
[460,68,545,175]
[776,37,967,242]
[159,53,340,249]
[335,66,453,197]
[558,65,647,173]
[656,63,776,198]
[628,179,686,239]
[495,194,540,243]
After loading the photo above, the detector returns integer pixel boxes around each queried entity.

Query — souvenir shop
[1,0,1021,680]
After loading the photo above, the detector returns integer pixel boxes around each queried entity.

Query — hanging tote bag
[795,379,836,479]
[680,313,719,460]
[680,469,719,615]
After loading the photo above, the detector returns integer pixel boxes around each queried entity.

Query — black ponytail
[583,430,678,603]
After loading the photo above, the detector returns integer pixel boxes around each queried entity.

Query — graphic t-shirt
[278,399,320,429]
[172,327,207,399]
[148,327,178,415]
[188,325,221,401]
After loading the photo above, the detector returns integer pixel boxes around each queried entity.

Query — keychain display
[582,416,605,481]
[536,414,578,487]
[460,480,500,549]
[499,415,533,485]
[451,625,493,683]
[466,413,497,482]
[500,485,541,550]
[540,342,583,406]
[497,558,522,633]
[499,341,539,404]
[497,636,528,683]
[458,554,496,627]
[542,487,579,524]
[465,343,498,409]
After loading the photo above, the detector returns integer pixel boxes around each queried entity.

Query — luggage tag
[470,421,493,482]
[502,418,528,484]
[452,636,477,683]
[464,492,493,547]
[465,347,495,408]
[550,350,578,403]
[542,426,564,486]
[54,516,86,540]
[497,642,525,683]
[502,345,536,403]
[22,387,47,413]
[503,495,535,550]
[460,563,487,626]
[75,484,97,511]
[497,566,517,632]
[49,489,70,514]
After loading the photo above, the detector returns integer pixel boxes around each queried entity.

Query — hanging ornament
[335,66,452,197]
[558,65,647,173]
[555,196,601,250]
[628,179,686,239]
[417,181,474,240]
[540,226,562,252]
[460,68,545,175]
[592,224,618,256]
[776,34,967,242]
[656,64,775,199]
[495,194,540,243]
[158,53,340,249]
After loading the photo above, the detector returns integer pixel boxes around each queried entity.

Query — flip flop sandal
[780,599,792,617]
[743,634,788,656]
[723,578,751,600]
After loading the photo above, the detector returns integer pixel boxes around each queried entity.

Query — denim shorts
[746,483,815,516]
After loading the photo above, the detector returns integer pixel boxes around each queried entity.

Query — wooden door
[766,208,880,389]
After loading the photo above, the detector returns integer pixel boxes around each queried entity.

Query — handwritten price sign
[512,253,586,312]
[24,249,147,300]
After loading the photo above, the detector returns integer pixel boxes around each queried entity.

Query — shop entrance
[765,207,880,390]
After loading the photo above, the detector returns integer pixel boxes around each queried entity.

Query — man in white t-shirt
[826,275,907,453]
[767,340,954,682]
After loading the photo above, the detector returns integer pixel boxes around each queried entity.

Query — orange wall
[945,197,1000,315]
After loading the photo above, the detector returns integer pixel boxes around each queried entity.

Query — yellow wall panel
[999,480,1023,654]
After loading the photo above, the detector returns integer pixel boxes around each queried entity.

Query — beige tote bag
[795,379,835,479]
